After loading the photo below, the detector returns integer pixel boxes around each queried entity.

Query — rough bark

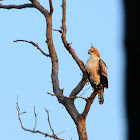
[76,118,88,140]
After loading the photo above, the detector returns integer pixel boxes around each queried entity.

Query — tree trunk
[76,119,88,140]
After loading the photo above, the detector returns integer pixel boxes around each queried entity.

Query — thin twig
[45,109,55,136]
[13,40,50,57]
[47,92,87,101]
[79,86,91,97]
[52,29,62,33]
[57,131,65,137]
[20,111,26,115]
[33,106,37,131]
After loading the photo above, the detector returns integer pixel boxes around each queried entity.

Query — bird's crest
[88,45,100,57]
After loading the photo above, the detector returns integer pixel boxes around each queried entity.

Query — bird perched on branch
[85,46,108,105]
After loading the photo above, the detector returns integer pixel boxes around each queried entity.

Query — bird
[85,46,108,105]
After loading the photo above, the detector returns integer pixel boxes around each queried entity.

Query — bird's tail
[98,88,104,105]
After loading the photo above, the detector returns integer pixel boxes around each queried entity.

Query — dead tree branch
[13,40,50,57]
[82,90,99,119]
[69,76,88,98]
[61,0,88,101]
[49,0,53,15]
[45,109,55,137]
[16,97,63,140]
[0,3,33,9]
[61,0,86,74]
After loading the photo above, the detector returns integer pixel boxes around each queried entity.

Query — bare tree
[0,0,102,139]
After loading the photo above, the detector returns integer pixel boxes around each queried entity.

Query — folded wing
[99,59,108,88]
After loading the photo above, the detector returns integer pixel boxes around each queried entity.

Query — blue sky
[0,0,126,140]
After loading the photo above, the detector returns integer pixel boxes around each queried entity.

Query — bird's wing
[99,59,108,88]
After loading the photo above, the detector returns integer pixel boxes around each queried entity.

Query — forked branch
[60,0,89,101]
[16,97,64,140]
[1,0,100,139]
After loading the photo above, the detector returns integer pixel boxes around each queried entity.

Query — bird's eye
[91,51,94,52]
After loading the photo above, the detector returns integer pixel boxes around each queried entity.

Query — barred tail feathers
[98,88,104,105]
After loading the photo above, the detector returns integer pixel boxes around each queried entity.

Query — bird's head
[88,47,100,57]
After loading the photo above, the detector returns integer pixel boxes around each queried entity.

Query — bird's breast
[85,56,100,85]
